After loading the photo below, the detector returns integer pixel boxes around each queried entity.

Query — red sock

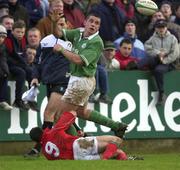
[102,143,118,160]
[116,150,127,160]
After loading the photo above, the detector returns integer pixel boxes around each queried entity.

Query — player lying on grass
[29,111,128,160]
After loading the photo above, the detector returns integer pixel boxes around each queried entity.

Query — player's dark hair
[29,127,43,142]
[86,11,101,20]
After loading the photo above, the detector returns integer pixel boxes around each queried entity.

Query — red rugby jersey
[41,112,78,160]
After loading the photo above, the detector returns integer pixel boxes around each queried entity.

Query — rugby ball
[135,0,158,16]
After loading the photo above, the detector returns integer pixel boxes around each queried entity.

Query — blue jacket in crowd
[114,33,147,59]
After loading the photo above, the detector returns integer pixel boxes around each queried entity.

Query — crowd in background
[0,0,180,111]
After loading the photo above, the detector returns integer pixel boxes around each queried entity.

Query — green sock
[73,123,81,131]
[88,110,124,130]
[66,124,78,136]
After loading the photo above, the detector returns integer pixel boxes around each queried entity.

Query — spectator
[0,15,14,36]
[19,0,49,17]
[22,45,39,111]
[0,0,9,17]
[7,0,29,28]
[26,27,42,86]
[90,0,125,41]
[174,3,180,25]
[40,0,49,17]
[148,10,180,42]
[62,0,85,28]
[4,20,29,110]
[114,19,146,59]
[115,38,139,70]
[22,45,37,81]
[24,45,37,66]
[115,0,135,19]
[27,27,41,49]
[0,24,13,110]
[160,0,175,23]
[132,19,179,105]
[36,0,73,38]
[103,41,119,71]
[26,27,42,75]
[23,0,44,28]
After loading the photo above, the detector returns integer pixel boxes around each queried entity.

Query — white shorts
[62,75,95,106]
[73,137,101,160]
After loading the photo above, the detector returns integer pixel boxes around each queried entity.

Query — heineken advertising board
[0,71,179,141]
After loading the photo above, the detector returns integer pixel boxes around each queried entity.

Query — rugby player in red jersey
[30,111,127,160]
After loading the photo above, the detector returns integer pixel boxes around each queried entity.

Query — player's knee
[54,114,59,123]
[69,110,77,117]
[111,136,122,145]
[44,110,54,122]
[77,109,90,119]
[45,104,56,113]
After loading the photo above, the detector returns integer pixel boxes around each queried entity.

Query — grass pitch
[0,153,179,170]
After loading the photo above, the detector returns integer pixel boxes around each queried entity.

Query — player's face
[120,43,132,57]
[83,16,101,37]
[12,28,25,41]
[57,17,68,29]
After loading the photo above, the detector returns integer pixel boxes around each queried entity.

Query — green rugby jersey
[62,28,104,77]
